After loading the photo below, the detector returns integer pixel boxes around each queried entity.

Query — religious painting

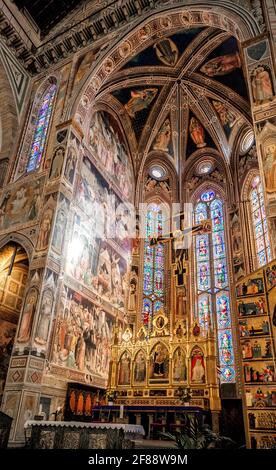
[34,288,54,347]
[149,342,169,382]
[1,391,20,438]
[244,363,276,383]
[17,287,38,343]
[172,347,187,383]
[51,195,69,253]
[200,51,241,76]
[265,263,276,290]
[118,351,131,385]
[49,146,65,180]
[262,143,276,193]
[64,145,77,185]
[230,210,245,281]
[212,100,238,137]
[52,287,114,384]
[36,194,56,252]
[189,117,206,148]
[236,276,264,297]
[16,392,39,439]
[124,88,158,118]
[0,176,44,230]
[133,350,146,384]
[127,266,138,312]
[73,50,96,87]
[152,118,173,155]
[0,319,16,405]
[191,347,205,383]
[88,112,133,200]
[251,65,274,106]
[64,383,101,422]
[153,38,179,66]
[238,297,266,317]
[67,214,128,310]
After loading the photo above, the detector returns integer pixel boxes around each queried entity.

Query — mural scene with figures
[52,287,114,383]
[1,0,276,452]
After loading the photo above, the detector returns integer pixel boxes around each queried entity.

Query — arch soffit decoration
[137,153,178,206]
[66,4,259,125]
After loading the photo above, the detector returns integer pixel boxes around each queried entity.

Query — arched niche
[0,242,29,406]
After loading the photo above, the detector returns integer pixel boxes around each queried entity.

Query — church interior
[0,0,276,450]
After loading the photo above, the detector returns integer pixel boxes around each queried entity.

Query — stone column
[0,120,80,446]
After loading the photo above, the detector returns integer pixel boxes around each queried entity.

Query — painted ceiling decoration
[86,23,253,173]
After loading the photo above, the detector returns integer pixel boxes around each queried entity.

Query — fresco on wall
[200,51,241,76]
[52,287,114,383]
[149,342,169,382]
[49,146,65,180]
[251,65,274,106]
[77,155,133,249]
[67,212,128,310]
[17,287,38,343]
[88,112,133,200]
[212,100,238,138]
[172,347,187,383]
[36,194,56,252]
[64,145,77,185]
[0,176,44,231]
[0,319,16,405]
[153,38,179,66]
[51,195,69,254]
[112,87,160,139]
[151,118,173,156]
[263,143,276,193]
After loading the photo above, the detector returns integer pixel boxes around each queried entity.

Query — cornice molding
[0,0,264,75]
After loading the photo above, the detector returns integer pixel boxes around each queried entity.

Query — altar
[24,420,145,449]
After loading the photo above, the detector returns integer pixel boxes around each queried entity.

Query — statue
[251,66,274,105]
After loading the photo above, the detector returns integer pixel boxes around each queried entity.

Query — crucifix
[149,217,212,286]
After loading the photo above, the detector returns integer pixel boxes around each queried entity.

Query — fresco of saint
[200,52,241,76]
[189,117,206,148]
[251,66,274,105]
[124,88,158,118]
[153,119,171,152]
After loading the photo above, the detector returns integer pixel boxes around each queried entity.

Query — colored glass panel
[194,192,235,383]
[201,190,215,202]
[27,84,57,172]
[142,205,165,330]
[250,179,271,267]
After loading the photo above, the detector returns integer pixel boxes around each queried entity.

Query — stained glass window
[26,83,57,172]
[194,191,235,383]
[142,204,165,331]
[250,176,271,267]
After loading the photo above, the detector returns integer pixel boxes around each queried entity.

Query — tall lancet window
[194,189,235,383]
[142,203,165,332]
[250,176,271,267]
[26,83,57,173]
